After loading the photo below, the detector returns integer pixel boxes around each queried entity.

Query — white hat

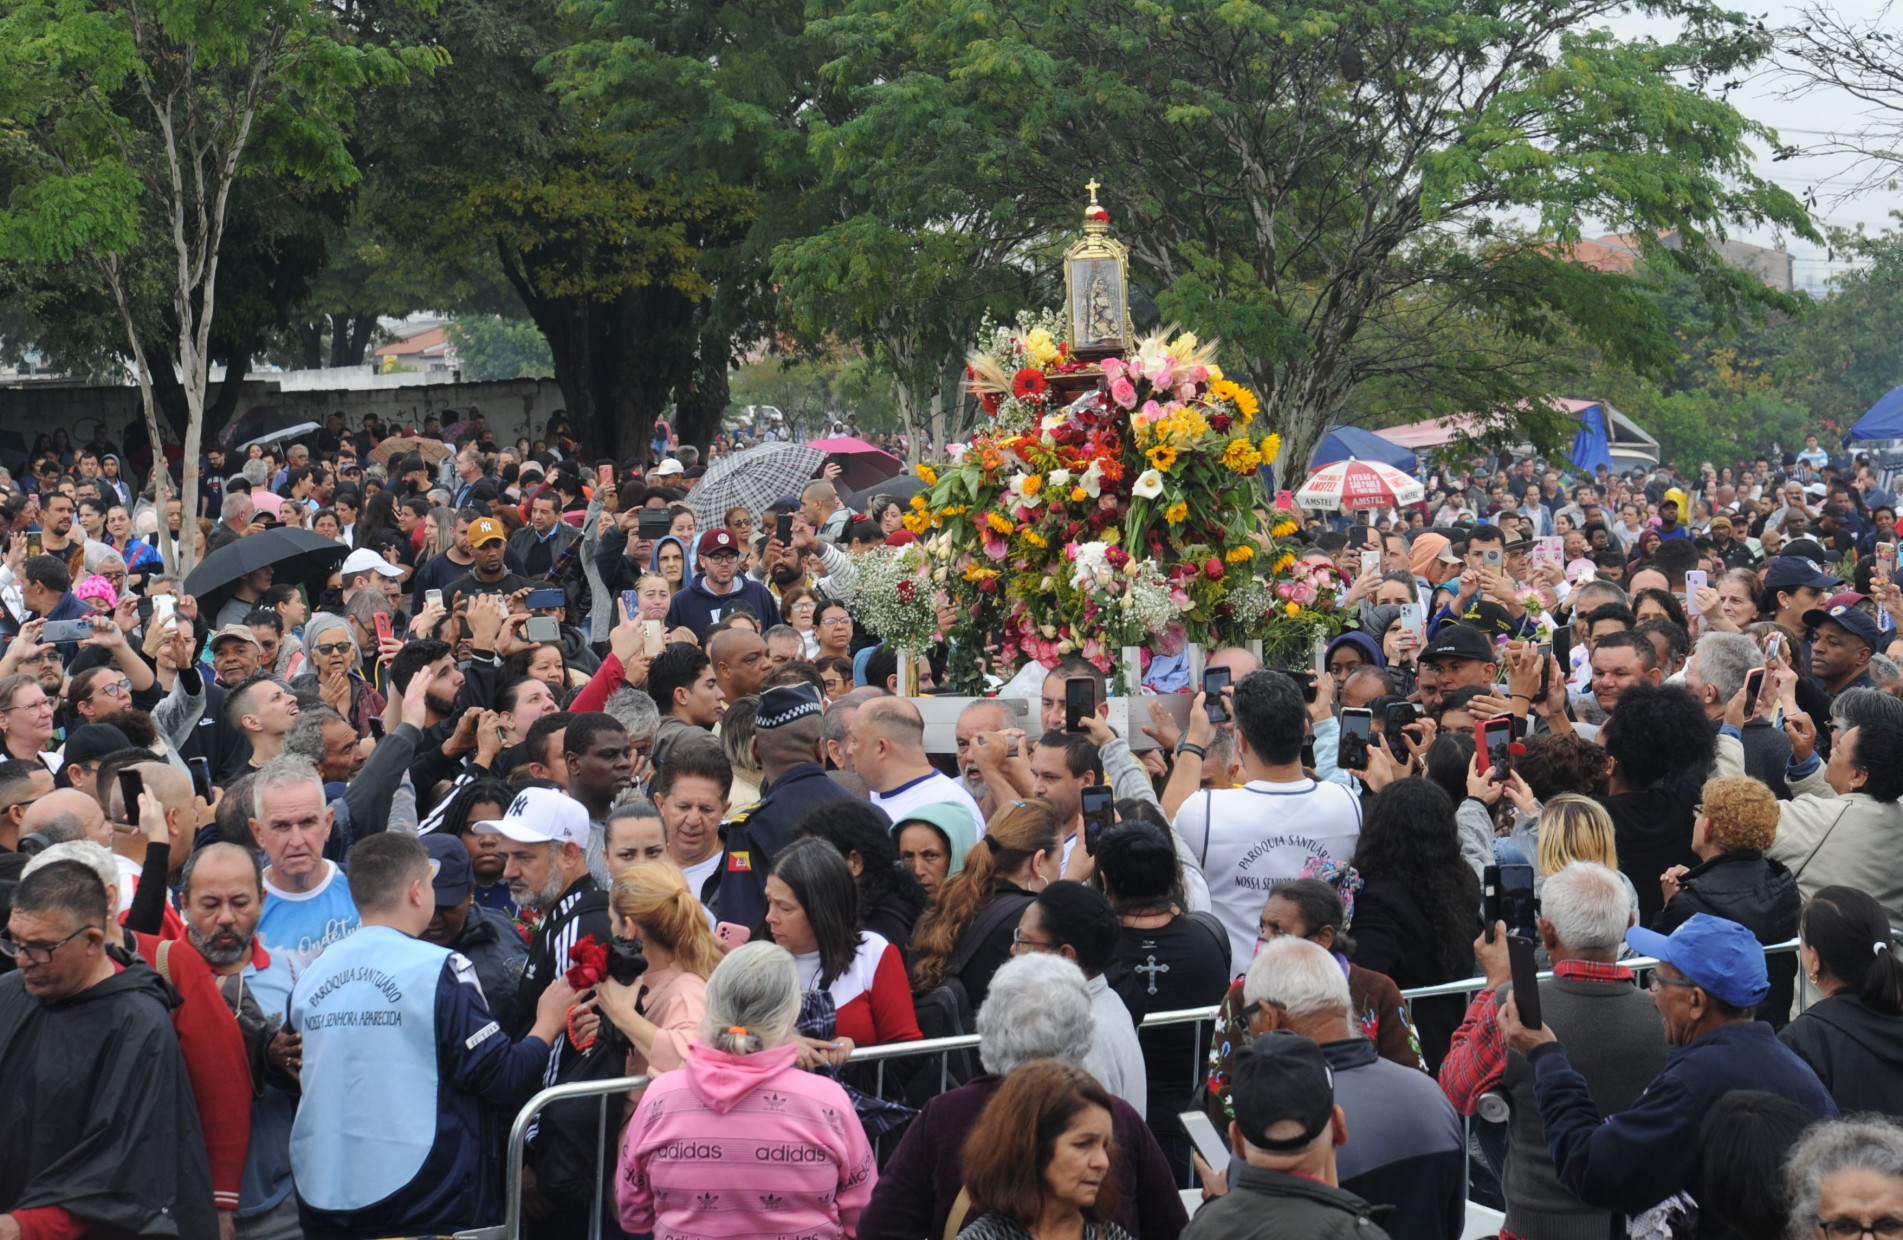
[653,458,684,477]
[472,786,591,846]
[341,547,404,579]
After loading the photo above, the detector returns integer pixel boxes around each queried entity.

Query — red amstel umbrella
[1295,457,1424,512]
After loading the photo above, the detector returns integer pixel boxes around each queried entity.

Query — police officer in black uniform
[713,683,874,928]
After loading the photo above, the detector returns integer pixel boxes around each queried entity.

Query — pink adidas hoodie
[616,1040,877,1239]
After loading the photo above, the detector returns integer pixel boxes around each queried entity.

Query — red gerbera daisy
[1012,368,1048,400]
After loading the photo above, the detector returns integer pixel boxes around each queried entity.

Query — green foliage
[809,0,1817,470]
[449,315,554,380]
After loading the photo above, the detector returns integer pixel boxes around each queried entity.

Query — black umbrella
[221,405,320,452]
[182,527,348,615]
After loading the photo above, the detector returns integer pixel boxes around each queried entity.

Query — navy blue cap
[1626,913,1769,1008]
[1763,556,1838,594]
[1804,603,1884,655]
[423,833,473,906]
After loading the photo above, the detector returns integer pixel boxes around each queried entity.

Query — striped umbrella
[1294,457,1424,512]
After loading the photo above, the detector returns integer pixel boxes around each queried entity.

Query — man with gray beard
[474,784,613,1066]
[178,842,306,1240]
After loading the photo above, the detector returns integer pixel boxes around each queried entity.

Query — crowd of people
[8,412,1903,1240]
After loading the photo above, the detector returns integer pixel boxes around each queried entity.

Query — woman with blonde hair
[909,798,1062,1009]
[593,862,721,1076]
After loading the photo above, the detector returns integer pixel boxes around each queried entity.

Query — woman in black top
[797,800,928,955]
[1349,778,1480,1073]
[1595,681,1715,923]
[1780,885,1903,1117]
[1094,819,1231,1185]
[909,798,1061,1012]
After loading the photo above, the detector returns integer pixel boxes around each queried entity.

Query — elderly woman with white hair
[20,841,252,1217]
[1784,1117,1903,1240]
[288,612,385,735]
[858,953,1187,1240]
[615,941,876,1240]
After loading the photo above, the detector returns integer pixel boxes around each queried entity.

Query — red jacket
[133,931,252,1212]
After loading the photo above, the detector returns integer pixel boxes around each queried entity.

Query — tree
[0,0,430,569]
[448,315,554,380]
[813,0,1818,472]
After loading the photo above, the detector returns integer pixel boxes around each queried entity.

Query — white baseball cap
[472,786,591,846]
[341,548,404,579]
[653,458,684,477]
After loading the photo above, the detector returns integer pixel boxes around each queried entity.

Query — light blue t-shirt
[259,860,360,977]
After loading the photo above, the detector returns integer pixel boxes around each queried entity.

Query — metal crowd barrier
[480,939,1802,1240]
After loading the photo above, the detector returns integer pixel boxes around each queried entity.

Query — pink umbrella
[1295,457,1425,512]
[807,436,905,492]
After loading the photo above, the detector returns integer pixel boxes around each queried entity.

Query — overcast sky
[1616,0,1903,292]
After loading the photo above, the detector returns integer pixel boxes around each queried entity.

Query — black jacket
[1652,849,1801,1028]
[0,956,218,1238]
[1182,1165,1392,1240]
[1780,991,1903,1119]
[1601,786,1699,924]
[1350,875,1476,1074]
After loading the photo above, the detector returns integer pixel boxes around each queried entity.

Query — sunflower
[1272,520,1298,538]
[1227,545,1255,563]
[1259,434,1282,465]
[1147,444,1180,473]
[1221,439,1262,475]
[1022,529,1049,549]
[916,463,938,486]
[1209,378,1261,424]
[1165,501,1189,524]
[986,511,1015,535]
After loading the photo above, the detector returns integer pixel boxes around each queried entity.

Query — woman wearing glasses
[1786,1118,1903,1240]
[0,672,60,769]
[812,597,855,662]
[289,613,386,737]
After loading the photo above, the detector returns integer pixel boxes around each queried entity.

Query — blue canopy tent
[1310,425,1415,470]
[1847,384,1903,445]
[1569,402,1614,474]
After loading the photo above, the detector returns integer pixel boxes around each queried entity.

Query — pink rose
[1176,382,1197,403]
[1140,399,1162,421]
[1110,377,1138,409]
[1101,357,1125,381]
[984,533,1008,560]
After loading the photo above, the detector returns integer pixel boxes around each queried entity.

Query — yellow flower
[1227,545,1255,563]
[963,564,1001,582]
[986,511,1014,535]
[1071,487,1088,503]
[916,463,939,486]
[1206,363,1224,382]
[902,512,930,534]
[1221,439,1263,475]
[1022,474,1043,496]
[1272,520,1298,538]
[1273,552,1296,573]
[1285,601,1302,617]
[1170,332,1199,354]
[1147,444,1179,473]
[1259,434,1282,466]
[1165,501,1188,525]
[1022,327,1060,367]
[1022,530,1049,548]
[910,494,928,511]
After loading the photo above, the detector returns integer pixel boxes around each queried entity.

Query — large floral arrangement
[911,319,1346,689]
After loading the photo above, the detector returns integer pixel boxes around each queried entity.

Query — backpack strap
[153,939,173,986]
[942,1187,973,1240]
[1198,788,1214,870]
[947,889,1035,981]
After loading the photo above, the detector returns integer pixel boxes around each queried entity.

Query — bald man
[21,787,109,851]
[800,481,848,542]
[848,697,985,826]
[103,761,197,886]
[709,627,768,705]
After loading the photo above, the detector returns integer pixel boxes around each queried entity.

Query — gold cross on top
[1085,179,1101,205]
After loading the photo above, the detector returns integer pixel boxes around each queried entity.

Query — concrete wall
[0,375,568,452]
